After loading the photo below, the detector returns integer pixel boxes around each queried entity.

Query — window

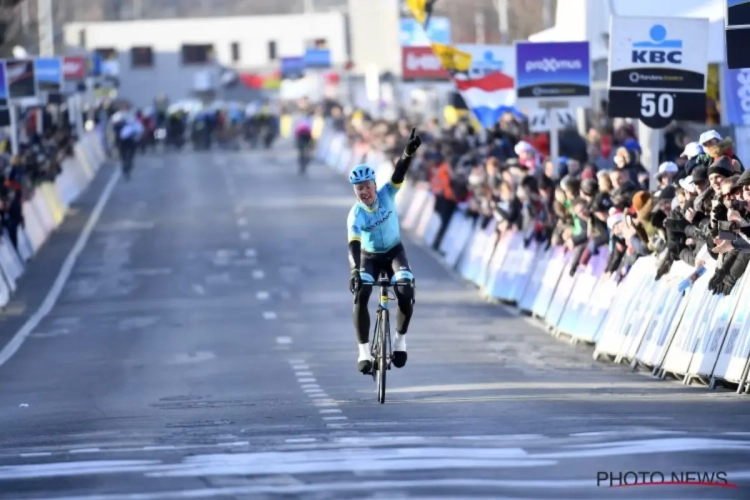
[231,42,240,63]
[94,47,117,61]
[306,38,327,49]
[78,29,86,48]
[130,46,153,68]
[181,44,213,65]
[267,41,276,61]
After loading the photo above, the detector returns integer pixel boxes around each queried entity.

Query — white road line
[319,409,342,414]
[69,448,101,454]
[237,218,247,226]
[245,249,256,257]
[294,371,312,376]
[300,384,319,389]
[20,452,52,457]
[0,168,121,368]
[312,401,337,406]
[142,445,177,451]
[304,389,325,394]
[263,311,277,320]
[291,364,309,370]
[285,438,317,443]
[276,336,292,344]
[322,416,347,421]
[297,378,316,383]
[192,284,205,295]
[256,291,269,300]
[240,232,250,240]
[252,270,265,279]
[308,393,329,398]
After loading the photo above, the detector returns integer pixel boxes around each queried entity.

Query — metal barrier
[0,132,106,310]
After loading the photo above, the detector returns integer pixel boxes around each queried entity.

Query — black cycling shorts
[359,243,413,282]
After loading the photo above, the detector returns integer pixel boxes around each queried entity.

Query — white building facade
[63,13,348,107]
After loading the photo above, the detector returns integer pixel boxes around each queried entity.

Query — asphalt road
[0,146,748,499]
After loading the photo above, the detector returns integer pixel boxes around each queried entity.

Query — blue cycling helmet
[349,164,376,185]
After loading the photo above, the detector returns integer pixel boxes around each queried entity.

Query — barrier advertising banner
[722,66,750,125]
[514,41,591,108]
[608,17,708,128]
[6,59,37,99]
[34,57,63,93]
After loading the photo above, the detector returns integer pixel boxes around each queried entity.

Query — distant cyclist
[294,115,313,174]
[347,128,422,374]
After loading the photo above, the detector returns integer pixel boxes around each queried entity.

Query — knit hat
[708,156,733,178]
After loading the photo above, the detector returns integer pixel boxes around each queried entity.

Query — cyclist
[347,128,422,374]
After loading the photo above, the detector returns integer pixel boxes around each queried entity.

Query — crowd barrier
[315,127,750,395]
[0,132,107,310]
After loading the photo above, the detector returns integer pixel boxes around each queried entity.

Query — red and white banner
[63,56,87,81]
[401,47,450,80]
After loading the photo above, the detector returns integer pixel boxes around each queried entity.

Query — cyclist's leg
[390,244,414,368]
[353,251,378,373]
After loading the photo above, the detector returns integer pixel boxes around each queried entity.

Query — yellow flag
[431,43,472,73]
[406,0,427,25]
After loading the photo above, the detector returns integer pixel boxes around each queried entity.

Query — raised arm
[391,127,422,186]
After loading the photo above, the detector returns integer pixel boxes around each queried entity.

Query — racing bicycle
[366,273,394,404]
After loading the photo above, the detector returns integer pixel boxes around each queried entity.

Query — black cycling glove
[349,269,361,294]
[404,128,422,157]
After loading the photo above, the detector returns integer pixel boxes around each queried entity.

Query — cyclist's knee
[393,270,415,304]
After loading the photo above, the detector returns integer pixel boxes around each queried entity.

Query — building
[63,12,347,107]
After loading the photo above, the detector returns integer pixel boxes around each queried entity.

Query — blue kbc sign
[632,24,682,64]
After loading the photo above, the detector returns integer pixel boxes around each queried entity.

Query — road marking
[237,218,247,226]
[240,232,250,240]
[322,416,347,421]
[294,371,312,376]
[69,448,101,454]
[319,409,342,414]
[276,336,292,344]
[252,270,265,279]
[20,452,52,458]
[192,284,205,295]
[256,291,269,300]
[245,249,256,257]
[292,364,309,370]
[143,445,177,451]
[309,393,329,398]
[297,378,316,383]
[304,389,325,394]
[168,351,216,365]
[285,438,316,443]
[0,168,120,368]
[263,311,277,320]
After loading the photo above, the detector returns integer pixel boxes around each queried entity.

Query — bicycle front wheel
[377,310,388,404]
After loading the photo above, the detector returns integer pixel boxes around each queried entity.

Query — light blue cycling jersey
[347,180,402,253]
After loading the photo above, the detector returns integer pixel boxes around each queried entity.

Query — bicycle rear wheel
[377,310,388,404]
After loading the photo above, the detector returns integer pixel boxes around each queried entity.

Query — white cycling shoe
[392,334,407,368]
[358,343,374,374]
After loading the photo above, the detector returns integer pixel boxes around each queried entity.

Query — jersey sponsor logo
[363,210,392,231]
[350,224,360,234]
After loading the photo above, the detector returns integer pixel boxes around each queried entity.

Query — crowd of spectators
[0,109,77,251]
[340,110,750,295]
